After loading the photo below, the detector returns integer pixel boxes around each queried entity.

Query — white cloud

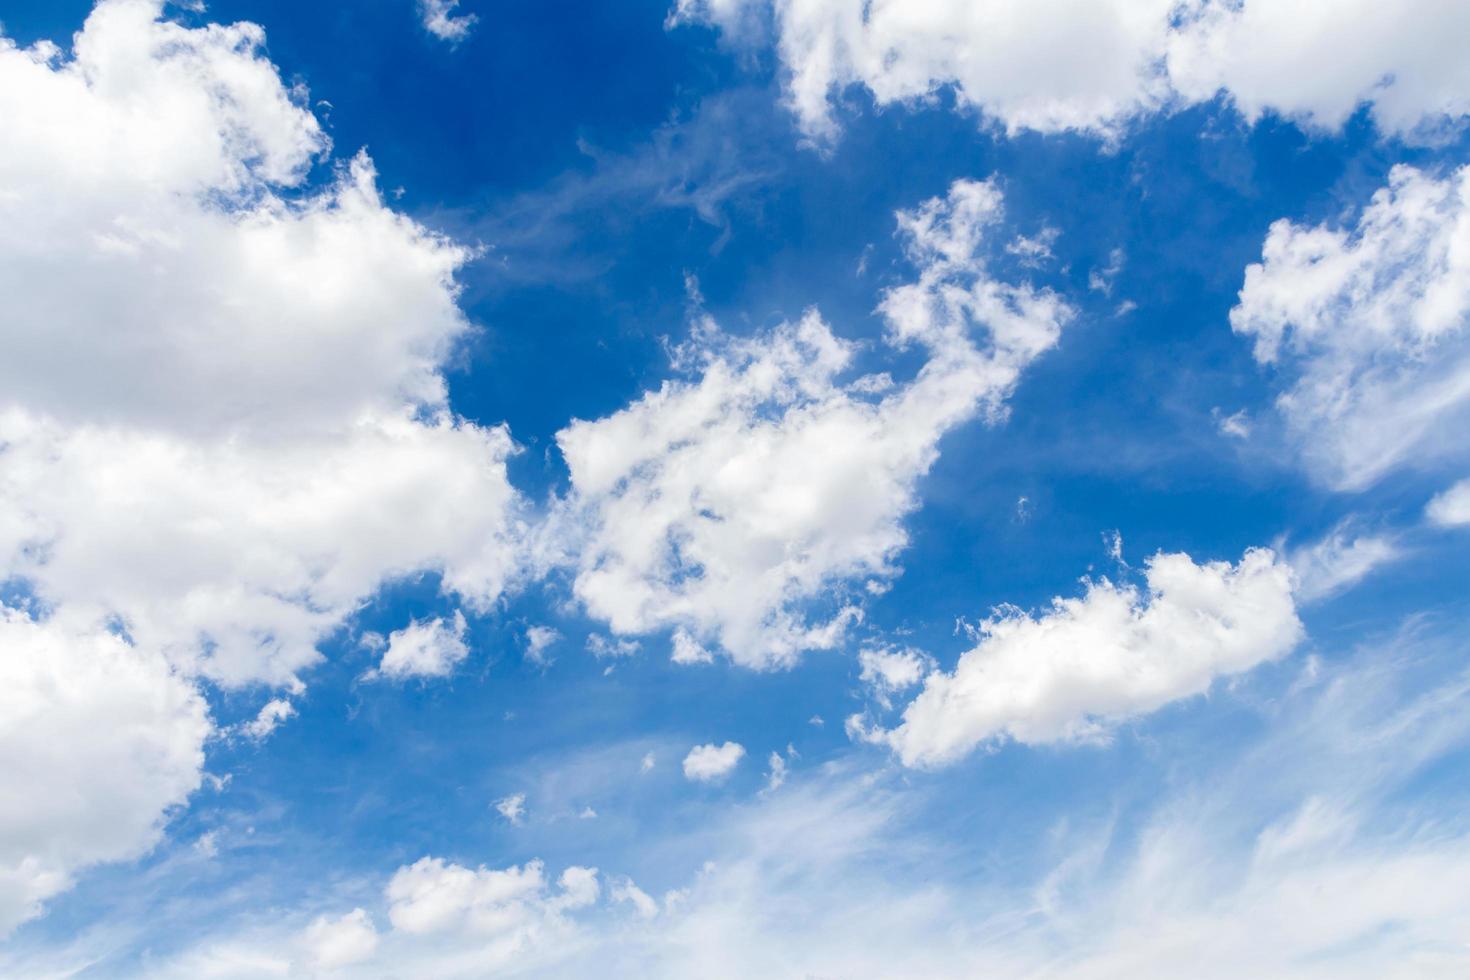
[554,178,1070,667]
[523,625,561,666]
[0,1,525,691]
[1232,165,1470,489]
[1426,478,1470,527]
[385,857,598,939]
[0,608,208,935]
[494,793,527,826]
[871,548,1302,767]
[1166,0,1470,141]
[676,1,1470,145]
[419,0,476,43]
[300,908,379,971]
[761,750,790,795]
[670,628,714,665]
[242,698,296,741]
[370,611,470,681]
[1288,523,1402,602]
[586,634,640,659]
[683,742,746,782]
[1215,407,1251,439]
[856,645,931,708]
[0,0,525,928]
[640,752,657,774]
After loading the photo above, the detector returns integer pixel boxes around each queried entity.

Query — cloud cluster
[554,178,1071,667]
[0,0,524,927]
[674,0,1470,145]
[1233,165,1470,489]
[385,857,598,937]
[865,548,1302,767]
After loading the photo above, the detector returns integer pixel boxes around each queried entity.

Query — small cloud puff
[683,742,746,782]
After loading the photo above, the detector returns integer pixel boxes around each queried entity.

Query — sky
[1,1,1470,977]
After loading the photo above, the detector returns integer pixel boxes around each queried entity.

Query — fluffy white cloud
[523,625,561,667]
[675,0,1470,144]
[386,857,598,940]
[420,0,477,43]
[300,908,380,971]
[555,178,1070,667]
[1166,0,1470,140]
[1232,165,1470,490]
[0,608,208,935]
[856,645,931,708]
[242,698,297,741]
[669,628,714,665]
[683,742,746,782]
[0,410,521,688]
[0,0,524,928]
[1427,478,1470,526]
[369,611,470,681]
[0,1,524,689]
[869,548,1302,767]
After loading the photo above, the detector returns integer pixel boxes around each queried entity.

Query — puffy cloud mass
[870,549,1302,767]
[385,857,598,943]
[0,609,209,935]
[674,0,1470,144]
[683,742,747,782]
[555,178,1071,667]
[0,0,521,927]
[0,2,524,689]
[370,611,471,681]
[1232,165,1470,489]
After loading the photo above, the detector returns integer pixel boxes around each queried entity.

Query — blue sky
[2,1,1470,976]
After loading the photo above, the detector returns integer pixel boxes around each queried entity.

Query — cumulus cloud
[0,608,209,935]
[1427,478,1470,526]
[1232,165,1470,490]
[553,178,1071,667]
[0,0,524,925]
[674,0,1470,145]
[868,548,1302,767]
[670,628,714,665]
[369,612,471,681]
[856,645,931,708]
[683,742,747,782]
[419,0,476,42]
[0,0,525,690]
[386,857,598,939]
